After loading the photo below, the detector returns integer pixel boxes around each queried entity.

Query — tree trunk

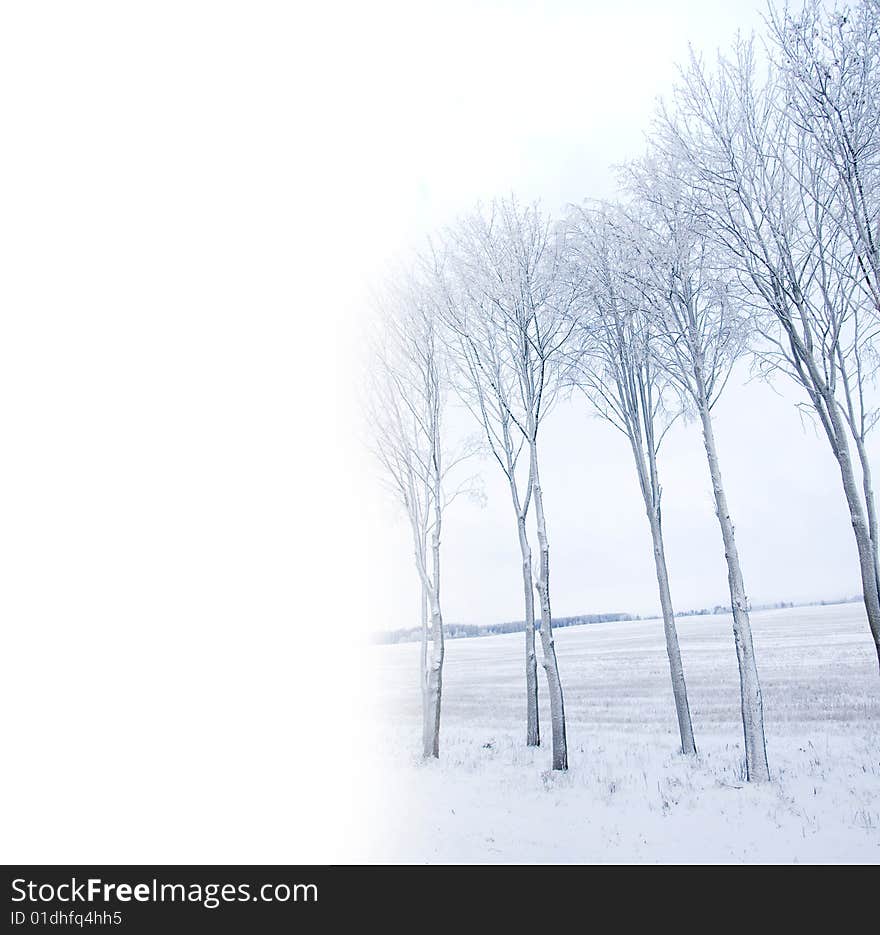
[853,434,880,600]
[517,514,540,747]
[794,348,880,670]
[422,556,444,758]
[419,583,431,756]
[646,506,696,755]
[696,397,770,782]
[422,512,444,758]
[630,431,697,756]
[529,439,568,771]
[829,404,880,671]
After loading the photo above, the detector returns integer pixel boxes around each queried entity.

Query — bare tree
[368,273,461,758]
[622,156,771,781]
[656,34,880,669]
[434,276,541,750]
[566,202,697,756]
[431,197,579,770]
[768,0,880,315]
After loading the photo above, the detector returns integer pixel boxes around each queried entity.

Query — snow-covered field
[369,603,880,863]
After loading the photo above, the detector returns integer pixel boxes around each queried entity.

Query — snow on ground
[367,603,880,863]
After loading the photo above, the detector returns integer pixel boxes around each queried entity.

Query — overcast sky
[347,0,871,631]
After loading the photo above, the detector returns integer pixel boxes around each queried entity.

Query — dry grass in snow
[367,603,880,863]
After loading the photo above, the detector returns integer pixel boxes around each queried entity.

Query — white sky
[344,0,872,630]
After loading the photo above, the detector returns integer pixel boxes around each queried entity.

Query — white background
[1,1,378,862]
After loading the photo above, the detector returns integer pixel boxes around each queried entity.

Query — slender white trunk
[628,431,697,754]
[505,457,540,747]
[517,514,540,747]
[529,437,567,771]
[419,583,431,755]
[828,401,880,670]
[422,595,443,759]
[804,344,880,669]
[695,394,770,782]
[852,435,880,597]
[646,504,696,755]
[422,529,444,759]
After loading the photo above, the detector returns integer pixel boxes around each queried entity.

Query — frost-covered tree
[566,202,697,756]
[656,32,880,669]
[623,155,771,781]
[768,0,880,316]
[431,197,580,770]
[368,272,459,758]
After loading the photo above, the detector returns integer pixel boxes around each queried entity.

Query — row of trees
[375,612,635,645]
[369,0,880,781]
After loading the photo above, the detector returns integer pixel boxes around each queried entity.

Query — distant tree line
[373,596,860,641]
[375,612,636,645]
